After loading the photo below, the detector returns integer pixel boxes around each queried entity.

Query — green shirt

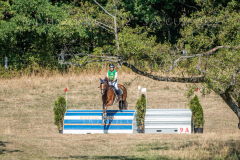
[108,70,116,80]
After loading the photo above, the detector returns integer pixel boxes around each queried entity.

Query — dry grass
[0,69,240,160]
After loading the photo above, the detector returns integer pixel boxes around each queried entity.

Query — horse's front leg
[103,104,107,119]
[102,103,108,125]
[102,101,112,126]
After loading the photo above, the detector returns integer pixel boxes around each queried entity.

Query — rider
[107,64,120,95]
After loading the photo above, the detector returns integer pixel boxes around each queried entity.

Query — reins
[102,80,115,106]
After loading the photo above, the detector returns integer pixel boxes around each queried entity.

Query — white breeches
[109,81,118,90]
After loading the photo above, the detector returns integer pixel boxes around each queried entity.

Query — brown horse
[99,77,128,125]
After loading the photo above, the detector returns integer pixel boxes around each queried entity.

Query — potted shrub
[53,96,67,133]
[189,95,205,133]
[135,94,146,133]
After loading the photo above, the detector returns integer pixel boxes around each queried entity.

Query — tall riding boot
[116,89,120,95]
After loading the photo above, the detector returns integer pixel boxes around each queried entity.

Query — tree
[1,0,240,128]
[79,0,240,128]
[0,0,89,62]
[93,0,122,58]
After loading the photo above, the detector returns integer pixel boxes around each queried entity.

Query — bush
[189,95,205,128]
[135,94,146,130]
[53,96,66,130]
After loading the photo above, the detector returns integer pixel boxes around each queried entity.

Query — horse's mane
[105,77,109,83]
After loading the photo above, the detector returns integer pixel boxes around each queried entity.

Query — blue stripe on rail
[66,110,135,113]
[64,119,133,124]
[65,112,134,116]
[64,125,132,130]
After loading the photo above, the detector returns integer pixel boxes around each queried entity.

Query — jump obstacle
[62,86,192,134]
[144,109,192,134]
[63,110,138,134]
[63,109,192,134]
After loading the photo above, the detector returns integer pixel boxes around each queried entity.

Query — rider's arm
[114,72,117,81]
[107,72,108,78]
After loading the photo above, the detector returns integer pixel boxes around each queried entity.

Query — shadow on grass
[137,142,170,152]
[0,141,12,147]
[0,141,23,155]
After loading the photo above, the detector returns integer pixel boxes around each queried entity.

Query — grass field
[0,69,240,160]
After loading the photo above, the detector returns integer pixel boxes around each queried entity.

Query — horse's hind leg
[119,100,127,110]
[123,101,126,110]
[119,100,123,110]
[124,101,128,110]
[122,87,127,110]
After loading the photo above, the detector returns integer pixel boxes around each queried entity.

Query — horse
[99,77,128,125]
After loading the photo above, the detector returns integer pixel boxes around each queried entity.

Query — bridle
[100,81,107,94]
[100,80,113,97]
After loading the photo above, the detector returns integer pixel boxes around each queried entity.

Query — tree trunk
[114,5,119,54]
[211,87,240,128]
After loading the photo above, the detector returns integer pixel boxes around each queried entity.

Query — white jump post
[137,85,147,110]
[141,88,147,110]
[137,85,141,99]
[65,87,68,110]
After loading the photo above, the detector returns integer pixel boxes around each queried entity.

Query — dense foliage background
[0,0,228,63]
[1,0,239,85]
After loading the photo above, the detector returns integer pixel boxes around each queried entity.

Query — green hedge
[189,95,205,128]
[135,94,146,130]
[53,96,66,130]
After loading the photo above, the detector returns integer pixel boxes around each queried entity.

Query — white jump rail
[145,109,192,134]
[63,110,138,134]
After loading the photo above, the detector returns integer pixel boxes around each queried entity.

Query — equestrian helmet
[109,64,115,68]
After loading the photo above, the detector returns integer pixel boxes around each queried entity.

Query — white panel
[63,130,104,134]
[105,130,134,133]
[146,112,191,115]
[64,116,101,120]
[64,116,133,120]
[145,118,191,121]
[63,130,133,134]
[145,125,191,129]
[63,110,137,134]
[145,109,192,134]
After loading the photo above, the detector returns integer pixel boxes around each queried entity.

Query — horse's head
[99,78,108,94]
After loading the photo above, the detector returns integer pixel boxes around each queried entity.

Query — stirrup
[116,90,120,95]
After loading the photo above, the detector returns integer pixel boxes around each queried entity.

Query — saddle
[112,87,123,96]
[109,80,122,95]
[110,85,123,105]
